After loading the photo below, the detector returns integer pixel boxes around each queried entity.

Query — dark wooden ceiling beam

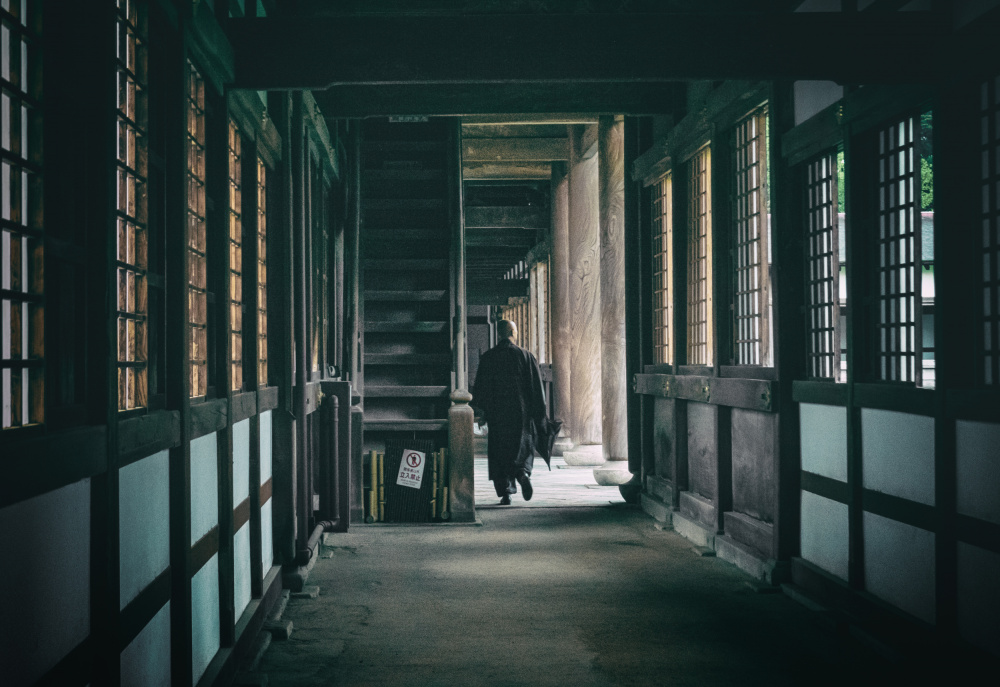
[463,162,553,180]
[465,226,538,247]
[230,12,953,90]
[311,82,676,116]
[465,207,547,230]
[463,137,569,162]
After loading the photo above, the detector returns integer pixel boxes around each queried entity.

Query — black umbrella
[533,416,563,470]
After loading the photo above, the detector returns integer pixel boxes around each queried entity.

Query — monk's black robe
[471,339,547,497]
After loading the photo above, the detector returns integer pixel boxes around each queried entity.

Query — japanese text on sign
[396,449,426,489]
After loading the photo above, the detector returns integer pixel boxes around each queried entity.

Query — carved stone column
[550,163,573,452]
[594,116,631,485]
[564,125,603,466]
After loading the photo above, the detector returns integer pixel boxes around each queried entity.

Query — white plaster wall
[260,410,272,484]
[957,542,1000,657]
[234,522,252,621]
[233,419,250,507]
[956,420,1000,525]
[793,81,844,126]
[191,554,221,684]
[120,600,171,687]
[191,432,219,545]
[861,409,935,506]
[261,498,274,572]
[799,403,848,482]
[0,479,91,686]
[800,491,849,581]
[863,512,936,624]
[120,450,170,609]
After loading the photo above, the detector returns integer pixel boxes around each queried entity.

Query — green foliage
[837,150,845,211]
[920,111,933,211]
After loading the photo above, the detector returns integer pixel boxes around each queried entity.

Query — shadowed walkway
[252,501,909,686]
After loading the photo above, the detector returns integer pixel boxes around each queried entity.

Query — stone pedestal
[594,115,631,487]
[563,444,604,466]
[568,126,602,448]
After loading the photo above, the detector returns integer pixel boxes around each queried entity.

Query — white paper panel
[120,600,171,687]
[956,420,1000,525]
[800,490,849,581]
[120,451,170,609]
[800,403,848,482]
[862,408,935,506]
[191,555,220,684]
[190,432,219,545]
[863,512,935,624]
[233,419,251,507]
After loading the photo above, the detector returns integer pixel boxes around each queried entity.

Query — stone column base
[593,458,632,485]
[562,443,604,466]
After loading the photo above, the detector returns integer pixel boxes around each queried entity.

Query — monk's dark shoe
[516,472,533,501]
[499,495,511,505]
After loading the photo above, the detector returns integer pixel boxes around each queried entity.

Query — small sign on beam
[389,115,429,123]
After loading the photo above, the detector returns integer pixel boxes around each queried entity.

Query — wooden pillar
[594,116,631,485]
[347,121,363,392]
[449,118,468,391]
[769,82,804,568]
[269,92,296,567]
[550,162,573,443]
[564,125,603,464]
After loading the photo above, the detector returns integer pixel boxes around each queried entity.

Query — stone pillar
[564,125,603,466]
[594,116,631,485]
[550,163,574,453]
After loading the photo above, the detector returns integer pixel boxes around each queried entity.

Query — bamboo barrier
[362,447,450,523]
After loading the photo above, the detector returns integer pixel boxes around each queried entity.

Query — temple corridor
[3,2,1000,685]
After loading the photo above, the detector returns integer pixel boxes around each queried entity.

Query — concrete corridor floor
[249,460,926,686]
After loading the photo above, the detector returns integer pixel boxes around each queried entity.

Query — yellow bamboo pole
[430,448,439,519]
[441,447,450,520]
[377,451,385,522]
[366,450,376,523]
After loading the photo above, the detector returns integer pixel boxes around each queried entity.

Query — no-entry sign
[396,449,426,489]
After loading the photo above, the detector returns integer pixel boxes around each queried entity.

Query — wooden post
[549,162,573,441]
[769,82,802,569]
[595,115,631,485]
[564,125,603,464]
[448,390,476,522]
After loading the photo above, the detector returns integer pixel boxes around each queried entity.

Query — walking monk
[471,319,547,505]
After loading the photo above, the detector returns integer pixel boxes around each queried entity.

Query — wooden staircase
[360,118,459,445]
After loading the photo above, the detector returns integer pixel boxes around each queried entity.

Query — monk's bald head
[498,319,517,342]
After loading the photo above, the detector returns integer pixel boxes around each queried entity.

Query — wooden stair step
[364,321,447,333]
[365,259,448,271]
[363,419,448,432]
[365,385,450,398]
[365,290,447,302]
[362,229,448,243]
[365,353,452,366]
[363,140,443,152]
[364,169,445,181]
[363,198,444,210]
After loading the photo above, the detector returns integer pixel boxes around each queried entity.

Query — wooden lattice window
[982,76,1000,386]
[875,115,924,385]
[805,152,841,381]
[687,146,713,366]
[186,62,207,398]
[652,175,672,365]
[1,0,41,429]
[257,157,268,387]
[115,0,148,411]
[228,119,243,392]
[732,107,771,365]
